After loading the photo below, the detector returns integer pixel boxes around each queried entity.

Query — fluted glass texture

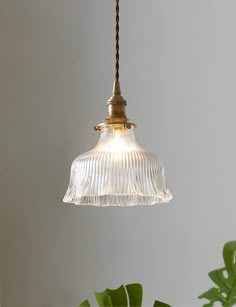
[63,125,172,206]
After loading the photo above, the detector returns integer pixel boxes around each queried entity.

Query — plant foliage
[79,283,171,307]
[199,241,236,307]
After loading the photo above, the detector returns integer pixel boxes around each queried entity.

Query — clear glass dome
[63,124,172,206]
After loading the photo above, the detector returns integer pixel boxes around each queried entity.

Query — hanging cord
[115,0,120,81]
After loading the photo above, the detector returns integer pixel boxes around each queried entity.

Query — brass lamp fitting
[94,81,136,131]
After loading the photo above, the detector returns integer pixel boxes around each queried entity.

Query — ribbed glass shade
[63,124,172,206]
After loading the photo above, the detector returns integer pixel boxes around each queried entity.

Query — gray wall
[1,0,236,306]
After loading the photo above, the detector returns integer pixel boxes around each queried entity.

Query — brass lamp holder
[94,1,135,132]
[94,81,136,131]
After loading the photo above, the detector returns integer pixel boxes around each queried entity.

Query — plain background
[1,0,236,306]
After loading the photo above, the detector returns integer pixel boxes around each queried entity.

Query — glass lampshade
[63,124,172,206]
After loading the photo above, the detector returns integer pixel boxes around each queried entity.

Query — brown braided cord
[115,0,119,81]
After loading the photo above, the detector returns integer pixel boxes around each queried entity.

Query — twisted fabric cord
[115,0,120,81]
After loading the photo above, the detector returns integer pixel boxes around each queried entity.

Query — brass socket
[94,80,136,131]
[107,104,127,120]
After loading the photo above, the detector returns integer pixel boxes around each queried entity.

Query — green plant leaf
[153,300,171,307]
[79,299,91,307]
[80,283,171,307]
[223,241,236,277]
[202,303,214,307]
[126,283,143,307]
[95,290,113,307]
[198,287,226,304]
[199,241,236,306]
[95,285,128,307]
[106,285,128,307]
[208,268,232,293]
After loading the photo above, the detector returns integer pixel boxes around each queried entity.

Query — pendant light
[63,0,172,206]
